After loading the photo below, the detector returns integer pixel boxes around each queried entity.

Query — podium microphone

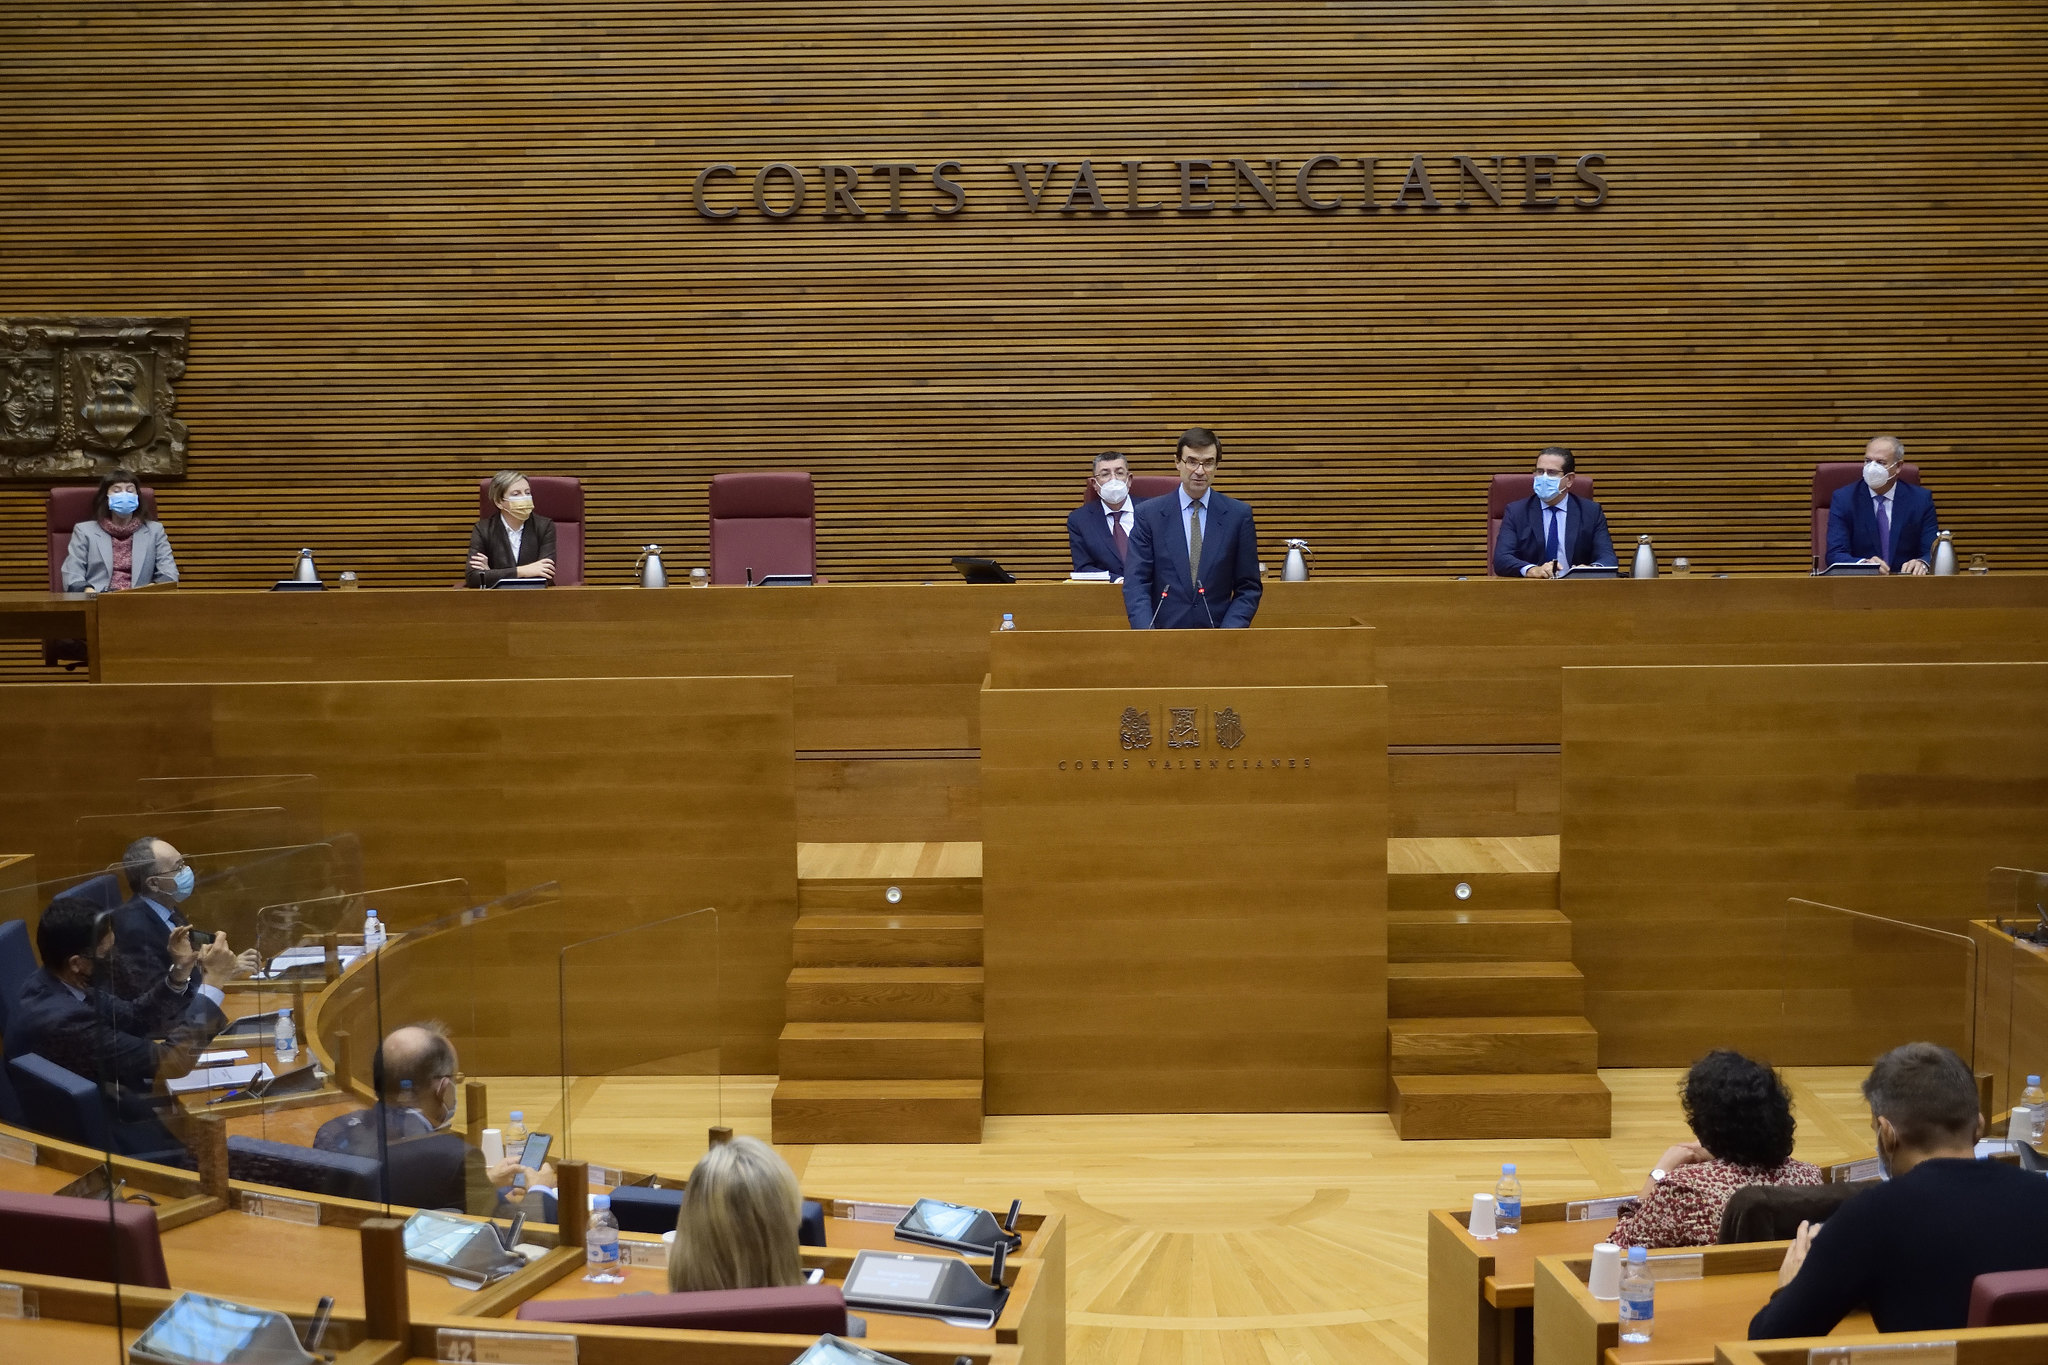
[1146,584,1171,629]
[1195,577,1217,627]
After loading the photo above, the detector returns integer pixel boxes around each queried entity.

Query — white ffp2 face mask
[1863,461,1892,490]
[1098,478,1130,506]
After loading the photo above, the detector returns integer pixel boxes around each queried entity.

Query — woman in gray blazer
[62,468,179,593]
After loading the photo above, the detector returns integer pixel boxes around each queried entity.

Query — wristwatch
[1649,1168,1670,1184]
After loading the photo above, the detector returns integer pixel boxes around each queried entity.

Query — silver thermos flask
[1281,539,1312,582]
[635,545,668,588]
[1631,535,1657,579]
[1932,531,1957,576]
[293,549,319,582]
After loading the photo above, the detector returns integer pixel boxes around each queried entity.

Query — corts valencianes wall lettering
[693,154,1609,221]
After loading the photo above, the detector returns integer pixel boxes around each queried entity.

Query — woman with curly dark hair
[1610,1050,1822,1248]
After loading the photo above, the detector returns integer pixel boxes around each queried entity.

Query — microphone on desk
[1145,585,1171,629]
[984,1240,1008,1290]
[1194,576,1217,627]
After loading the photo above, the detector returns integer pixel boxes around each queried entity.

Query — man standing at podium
[1122,428,1262,628]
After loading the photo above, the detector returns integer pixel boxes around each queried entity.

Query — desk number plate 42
[437,1328,579,1364]
[1808,1343,1957,1365]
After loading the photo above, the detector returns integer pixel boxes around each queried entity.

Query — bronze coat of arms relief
[0,319,188,477]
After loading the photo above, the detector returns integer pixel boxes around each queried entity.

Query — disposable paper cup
[480,1128,505,1167]
[1469,1192,1497,1238]
[1589,1242,1623,1300]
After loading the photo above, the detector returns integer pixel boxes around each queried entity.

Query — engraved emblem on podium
[1166,707,1201,749]
[1119,707,1152,750]
[1214,707,1245,750]
[0,318,188,478]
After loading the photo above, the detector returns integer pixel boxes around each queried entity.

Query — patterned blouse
[1608,1157,1823,1248]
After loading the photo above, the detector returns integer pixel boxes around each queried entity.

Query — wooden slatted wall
[2,1,2043,660]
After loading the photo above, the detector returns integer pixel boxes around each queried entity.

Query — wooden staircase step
[785,967,984,1022]
[771,1079,984,1144]
[793,914,983,968]
[1390,1073,1612,1140]
[1388,961,1584,1018]
[779,1022,984,1080]
[798,877,982,916]
[1389,1016,1599,1075]
[1389,871,1558,913]
[1388,908,1572,962]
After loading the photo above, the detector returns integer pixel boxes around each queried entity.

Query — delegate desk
[1430,1199,1619,1365]
[1533,1243,1876,1365]
[1969,872,2048,1122]
[84,575,2048,839]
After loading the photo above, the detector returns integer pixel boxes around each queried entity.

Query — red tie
[1110,510,1128,560]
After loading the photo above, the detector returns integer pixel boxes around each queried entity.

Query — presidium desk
[70,573,2048,845]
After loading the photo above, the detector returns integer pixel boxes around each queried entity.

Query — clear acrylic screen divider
[557,907,721,1184]
[1986,867,2048,1134]
[1777,898,1976,1155]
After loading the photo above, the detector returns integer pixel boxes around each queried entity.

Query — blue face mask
[107,490,141,516]
[1531,473,1563,502]
[165,865,195,903]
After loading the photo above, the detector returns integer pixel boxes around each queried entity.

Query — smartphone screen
[520,1132,551,1168]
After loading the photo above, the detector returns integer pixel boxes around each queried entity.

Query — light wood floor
[481,1065,1874,1365]
[796,838,1558,881]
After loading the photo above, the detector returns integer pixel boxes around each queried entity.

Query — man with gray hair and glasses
[1750,1042,2048,1338]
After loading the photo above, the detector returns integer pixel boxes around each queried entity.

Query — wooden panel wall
[1562,663,2048,1068]
[1,0,2044,689]
[0,677,798,1072]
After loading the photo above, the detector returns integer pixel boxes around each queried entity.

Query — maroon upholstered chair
[708,471,816,585]
[45,484,160,666]
[1968,1267,2048,1326]
[1486,473,1595,577]
[1811,462,1921,570]
[516,1283,848,1333]
[1081,474,1182,507]
[0,1188,171,1288]
[477,477,585,585]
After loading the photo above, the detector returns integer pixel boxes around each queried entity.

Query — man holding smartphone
[314,1023,553,1212]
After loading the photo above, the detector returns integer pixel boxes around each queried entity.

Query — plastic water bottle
[1619,1246,1654,1344]
[273,1008,297,1064]
[2021,1076,2047,1144]
[584,1194,623,1282]
[363,909,387,952]
[1493,1163,1523,1234]
[504,1110,527,1150]
[999,613,1016,631]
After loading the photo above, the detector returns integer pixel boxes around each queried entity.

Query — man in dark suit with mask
[1068,451,1139,580]
[103,835,258,1003]
[1493,446,1617,578]
[1122,429,1262,629]
[1825,435,1940,574]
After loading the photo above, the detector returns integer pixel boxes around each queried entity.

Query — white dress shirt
[1178,485,1211,573]
[1525,495,1570,575]
[502,515,524,560]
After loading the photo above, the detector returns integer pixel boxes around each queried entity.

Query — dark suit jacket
[1826,480,1939,570]
[314,1106,511,1215]
[5,967,224,1122]
[1493,492,1617,577]
[104,895,181,1004]
[1068,500,1132,576]
[466,513,557,588]
[1121,489,1262,629]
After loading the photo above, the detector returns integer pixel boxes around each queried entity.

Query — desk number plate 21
[241,1191,321,1225]
[437,1328,578,1364]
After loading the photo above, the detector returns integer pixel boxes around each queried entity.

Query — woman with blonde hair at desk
[667,1135,806,1292]
[465,470,556,587]
[62,467,179,593]
[1610,1049,1822,1248]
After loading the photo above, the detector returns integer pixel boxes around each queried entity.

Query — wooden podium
[979,626,1388,1114]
